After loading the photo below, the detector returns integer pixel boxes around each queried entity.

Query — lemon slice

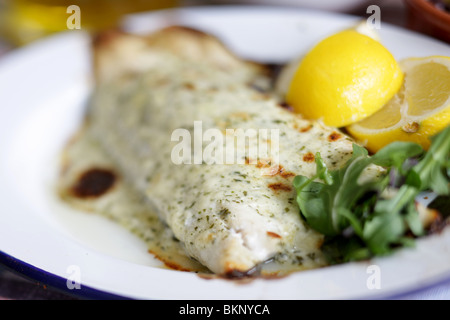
[286,30,403,128]
[347,56,450,152]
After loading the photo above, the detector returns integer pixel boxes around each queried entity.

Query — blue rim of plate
[0,251,131,300]
[2,248,450,300]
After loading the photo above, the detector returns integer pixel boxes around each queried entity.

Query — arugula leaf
[293,126,450,263]
[362,210,406,255]
[293,143,421,236]
[294,145,377,236]
[413,128,450,195]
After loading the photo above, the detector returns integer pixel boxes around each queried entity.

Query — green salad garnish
[293,126,450,264]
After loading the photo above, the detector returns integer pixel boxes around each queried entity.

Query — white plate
[0,6,449,300]
[207,0,373,12]
[208,0,373,13]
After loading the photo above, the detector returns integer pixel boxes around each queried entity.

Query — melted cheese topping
[84,50,359,275]
[58,28,377,276]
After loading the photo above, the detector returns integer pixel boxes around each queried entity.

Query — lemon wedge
[286,30,403,128]
[347,56,450,152]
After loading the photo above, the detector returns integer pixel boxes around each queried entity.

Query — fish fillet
[77,27,363,276]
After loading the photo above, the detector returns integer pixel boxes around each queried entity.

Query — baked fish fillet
[85,27,362,276]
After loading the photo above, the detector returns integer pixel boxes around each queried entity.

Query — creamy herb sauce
[58,28,382,276]
[58,128,325,276]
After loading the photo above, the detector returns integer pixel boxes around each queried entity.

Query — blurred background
[0,0,448,53]
[0,0,182,46]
